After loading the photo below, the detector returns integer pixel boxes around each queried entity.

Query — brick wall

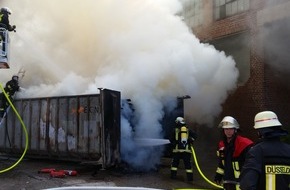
[192,0,290,141]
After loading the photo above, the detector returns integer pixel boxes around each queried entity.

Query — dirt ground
[0,154,219,190]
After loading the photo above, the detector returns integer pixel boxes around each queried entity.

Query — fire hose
[0,83,29,173]
[179,127,222,188]
[191,145,223,189]
[173,145,223,190]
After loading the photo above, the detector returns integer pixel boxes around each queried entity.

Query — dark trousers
[171,151,193,181]
[223,182,239,190]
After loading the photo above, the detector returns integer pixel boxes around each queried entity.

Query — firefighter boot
[170,170,177,179]
[187,172,193,181]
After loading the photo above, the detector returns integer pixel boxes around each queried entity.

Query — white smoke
[0,0,238,170]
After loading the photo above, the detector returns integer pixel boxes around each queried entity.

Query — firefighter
[170,116,197,181]
[0,7,16,53]
[214,116,253,190]
[240,111,290,190]
[0,7,16,32]
[0,75,20,118]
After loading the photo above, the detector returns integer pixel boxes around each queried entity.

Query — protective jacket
[240,136,290,190]
[216,135,253,185]
[171,125,197,153]
[0,78,20,117]
[0,11,14,31]
[4,78,20,96]
[170,124,197,181]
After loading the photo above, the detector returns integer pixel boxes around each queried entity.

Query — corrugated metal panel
[0,89,121,168]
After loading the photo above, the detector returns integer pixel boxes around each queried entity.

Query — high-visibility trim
[265,165,290,190]
[175,128,179,140]
[216,167,224,175]
[266,173,276,190]
[232,161,240,179]
[186,169,193,173]
[223,181,240,190]
[233,170,240,179]
[265,165,290,174]
[173,149,191,153]
[171,167,177,171]
[233,161,240,171]
[256,118,277,123]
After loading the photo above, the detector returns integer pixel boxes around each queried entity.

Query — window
[211,32,250,85]
[214,0,250,20]
[179,0,204,28]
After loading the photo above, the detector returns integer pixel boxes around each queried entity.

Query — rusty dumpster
[0,88,121,168]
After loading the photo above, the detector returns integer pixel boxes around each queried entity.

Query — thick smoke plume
[0,0,238,170]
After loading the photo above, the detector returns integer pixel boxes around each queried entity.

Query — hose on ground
[190,146,223,189]
[173,145,223,190]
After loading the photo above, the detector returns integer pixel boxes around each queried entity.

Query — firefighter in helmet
[0,75,20,118]
[240,111,290,190]
[0,7,16,53]
[0,7,16,31]
[214,116,253,190]
[170,116,197,181]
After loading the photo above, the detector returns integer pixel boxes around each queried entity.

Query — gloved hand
[214,173,223,185]
[13,25,16,32]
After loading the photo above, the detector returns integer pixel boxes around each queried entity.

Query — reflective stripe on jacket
[240,138,290,190]
[216,135,253,181]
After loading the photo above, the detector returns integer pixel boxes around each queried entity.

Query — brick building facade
[181,0,290,140]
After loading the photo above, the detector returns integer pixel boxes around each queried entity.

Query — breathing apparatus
[175,117,188,147]
[180,126,188,146]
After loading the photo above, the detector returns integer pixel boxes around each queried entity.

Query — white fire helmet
[175,117,185,125]
[219,116,239,129]
[254,111,282,129]
[1,7,12,14]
